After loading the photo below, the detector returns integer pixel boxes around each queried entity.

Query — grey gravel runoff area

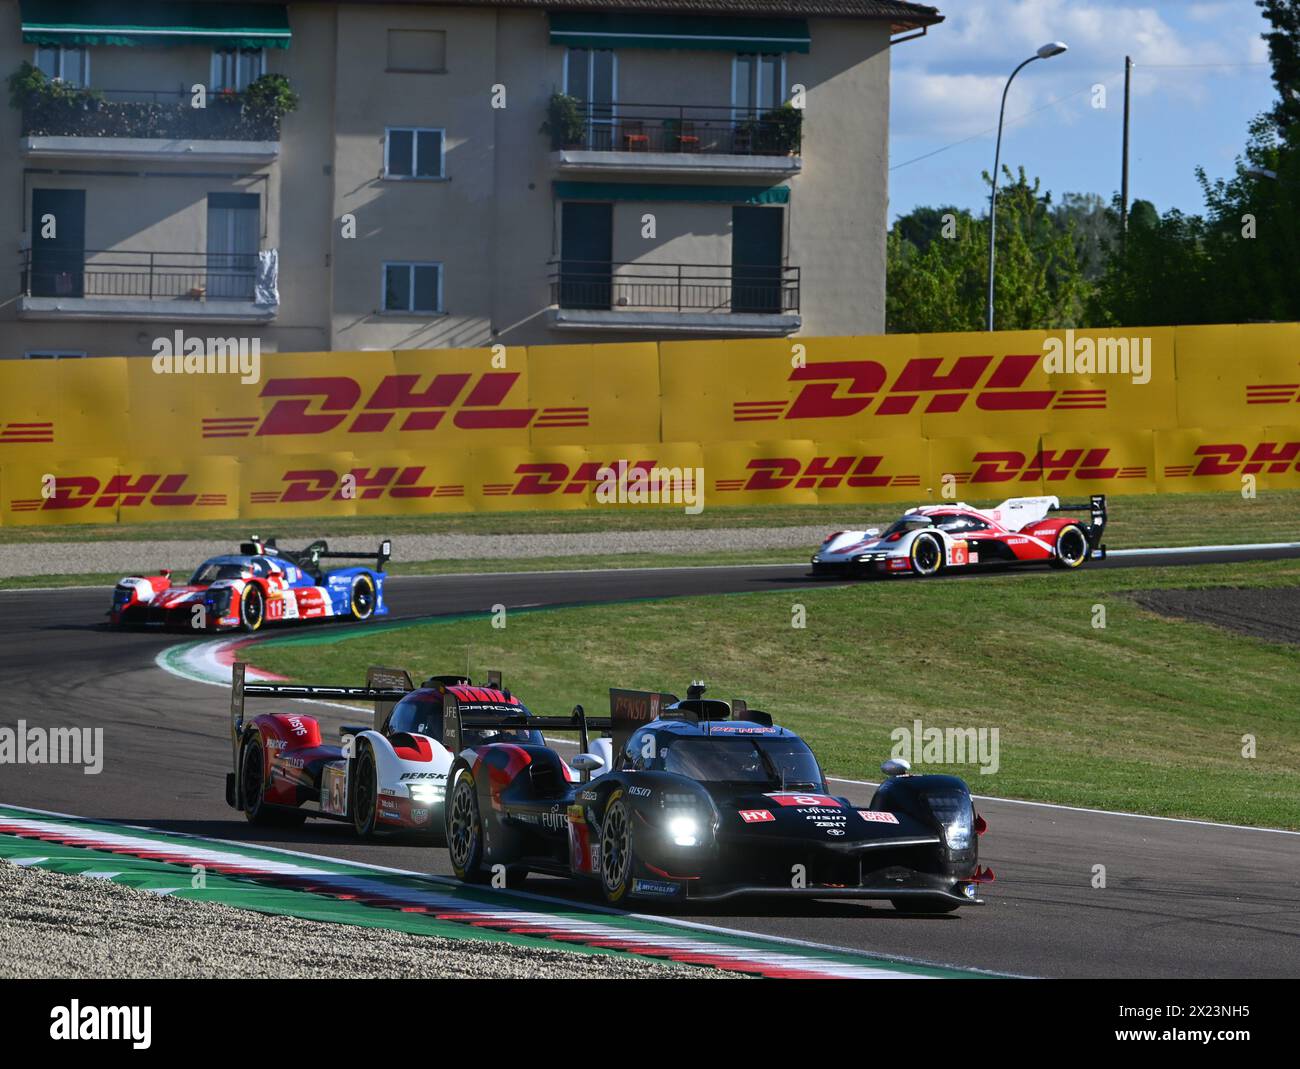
[0,861,733,979]
[0,526,827,578]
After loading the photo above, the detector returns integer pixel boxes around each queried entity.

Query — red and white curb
[157,635,287,689]
[0,814,928,979]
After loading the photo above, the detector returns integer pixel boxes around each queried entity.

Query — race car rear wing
[442,690,614,757]
[244,537,393,574]
[228,662,415,807]
[1049,494,1107,557]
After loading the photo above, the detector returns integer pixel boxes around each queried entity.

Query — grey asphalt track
[2,549,1299,978]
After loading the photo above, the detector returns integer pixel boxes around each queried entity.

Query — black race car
[444,683,992,910]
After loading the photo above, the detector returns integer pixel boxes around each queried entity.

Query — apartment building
[0,0,942,358]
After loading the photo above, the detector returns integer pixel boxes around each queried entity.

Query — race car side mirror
[881,758,911,777]
[572,753,605,772]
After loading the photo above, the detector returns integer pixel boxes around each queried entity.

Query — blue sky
[888,0,1276,221]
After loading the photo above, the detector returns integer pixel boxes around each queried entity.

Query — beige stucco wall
[0,1,897,357]
[787,18,891,336]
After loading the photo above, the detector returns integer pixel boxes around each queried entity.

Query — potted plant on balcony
[8,62,103,134]
[240,73,298,137]
[757,102,802,156]
[541,92,586,150]
[242,74,299,118]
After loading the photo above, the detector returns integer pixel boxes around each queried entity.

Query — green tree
[887,167,1089,333]
[1258,0,1300,131]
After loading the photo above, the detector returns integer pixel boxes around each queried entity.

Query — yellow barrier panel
[1,324,1298,524]
[1155,426,1300,493]
[1174,323,1300,429]
[703,438,928,505]
[527,343,661,446]
[0,455,236,525]
[661,329,1179,445]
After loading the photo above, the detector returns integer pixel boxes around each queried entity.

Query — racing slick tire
[350,574,376,621]
[910,532,944,578]
[599,791,638,905]
[239,584,265,632]
[239,736,306,827]
[351,741,380,838]
[1049,524,1090,570]
[446,768,490,884]
[890,898,962,914]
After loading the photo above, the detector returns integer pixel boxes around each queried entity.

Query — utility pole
[1121,55,1132,244]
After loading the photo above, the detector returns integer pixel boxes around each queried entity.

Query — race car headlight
[407,782,445,804]
[926,792,974,851]
[667,815,699,847]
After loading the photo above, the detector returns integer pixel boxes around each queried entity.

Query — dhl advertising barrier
[1,325,1297,525]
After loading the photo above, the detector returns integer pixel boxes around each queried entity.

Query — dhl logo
[9,473,225,512]
[733,356,1106,423]
[715,456,921,493]
[952,449,1147,484]
[201,373,587,439]
[1164,442,1300,479]
[248,467,460,504]
[483,460,670,497]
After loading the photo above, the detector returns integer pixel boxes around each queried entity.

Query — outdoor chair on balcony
[674,120,700,152]
[621,120,650,152]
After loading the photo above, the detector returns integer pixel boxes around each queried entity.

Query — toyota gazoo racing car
[108,536,391,631]
[445,683,991,910]
[810,494,1107,579]
[225,662,539,841]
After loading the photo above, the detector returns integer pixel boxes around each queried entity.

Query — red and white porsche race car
[810,495,1107,578]
[225,663,579,842]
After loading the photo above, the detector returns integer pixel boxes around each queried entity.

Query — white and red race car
[226,663,580,842]
[810,495,1107,578]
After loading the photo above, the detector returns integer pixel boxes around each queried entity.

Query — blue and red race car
[108,536,391,632]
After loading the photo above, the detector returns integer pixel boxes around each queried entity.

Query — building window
[383,262,442,313]
[387,30,447,73]
[564,48,616,148]
[733,53,785,116]
[35,46,89,87]
[211,49,265,92]
[384,127,445,178]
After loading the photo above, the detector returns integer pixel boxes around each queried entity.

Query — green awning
[554,181,790,205]
[548,12,810,54]
[21,1,292,49]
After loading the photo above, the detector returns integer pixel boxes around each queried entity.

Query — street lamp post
[985,41,1068,331]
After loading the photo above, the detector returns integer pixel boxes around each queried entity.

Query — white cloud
[893,0,1270,140]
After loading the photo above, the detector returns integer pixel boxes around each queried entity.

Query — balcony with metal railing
[17,248,278,322]
[547,101,803,178]
[546,260,801,335]
[17,86,284,163]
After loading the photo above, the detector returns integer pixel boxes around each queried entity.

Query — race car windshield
[879,517,934,539]
[661,738,822,788]
[189,561,248,584]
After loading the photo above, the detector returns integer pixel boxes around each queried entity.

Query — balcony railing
[550,261,800,315]
[20,248,260,301]
[556,103,801,157]
[20,88,281,141]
